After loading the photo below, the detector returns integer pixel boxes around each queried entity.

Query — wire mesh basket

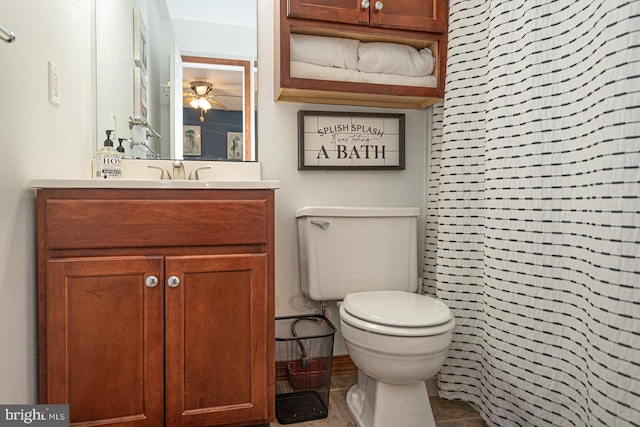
[275,314,336,424]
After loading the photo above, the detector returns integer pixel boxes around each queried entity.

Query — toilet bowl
[296,206,455,427]
[339,290,455,427]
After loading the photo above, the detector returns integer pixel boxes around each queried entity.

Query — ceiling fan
[183,80,230,122]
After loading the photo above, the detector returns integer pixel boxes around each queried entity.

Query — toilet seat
[340,291,455,337]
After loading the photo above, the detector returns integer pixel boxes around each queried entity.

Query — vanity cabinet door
[44,256,164,427]
[164,253,269,426]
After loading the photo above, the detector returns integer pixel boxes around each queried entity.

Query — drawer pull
[167,276,181,288]
[361,0,370,9]
[374,1,383,11]
[145,276,159,288]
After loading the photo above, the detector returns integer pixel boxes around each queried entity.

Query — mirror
[95,0,257,161]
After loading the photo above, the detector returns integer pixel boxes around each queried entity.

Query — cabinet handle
[145,276,159,288]
[167,276,181,288]
[374,1,383,11]
[361,0,370,9]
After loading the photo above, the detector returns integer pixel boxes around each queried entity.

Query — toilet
[296,206,455,427]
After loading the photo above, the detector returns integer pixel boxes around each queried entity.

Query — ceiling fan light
[191,81,212,96]
[200,98,212,111]
[189,98,200,109]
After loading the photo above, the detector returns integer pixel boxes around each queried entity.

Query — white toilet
[297,206,455,427]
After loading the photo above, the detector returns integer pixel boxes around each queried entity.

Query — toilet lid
[342,291,452,328]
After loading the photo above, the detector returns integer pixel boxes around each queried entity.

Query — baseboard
[276,354,356,383]
[331,354,357,375]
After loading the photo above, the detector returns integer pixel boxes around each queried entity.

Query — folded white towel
[290,34,359,70]
[290,61,438,88]
[358,42,435,77]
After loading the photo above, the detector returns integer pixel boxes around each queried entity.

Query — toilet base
[346,374,435,427]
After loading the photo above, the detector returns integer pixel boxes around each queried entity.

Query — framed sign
[298,111,405,170]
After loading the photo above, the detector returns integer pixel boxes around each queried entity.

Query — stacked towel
[289,33,435,79]
[290,34,359,70]
[358,42,434,77]
[290,61,438,88]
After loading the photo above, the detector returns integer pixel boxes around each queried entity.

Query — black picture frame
[298,110,405,170]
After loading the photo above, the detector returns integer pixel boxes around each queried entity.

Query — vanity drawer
[42,197,269,249]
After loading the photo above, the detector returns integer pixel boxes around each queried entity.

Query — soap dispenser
[95,130,122,179]
[117,138,126,154]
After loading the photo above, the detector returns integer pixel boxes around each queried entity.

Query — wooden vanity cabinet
[37,188,275,427]
[276,0,449,109]
[286,0,447,33]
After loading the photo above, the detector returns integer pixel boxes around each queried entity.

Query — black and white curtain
[424,0,640,425]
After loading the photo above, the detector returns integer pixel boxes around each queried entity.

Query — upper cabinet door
[369,0,447,33]
[287,0,447,32]
[287,0,369,25]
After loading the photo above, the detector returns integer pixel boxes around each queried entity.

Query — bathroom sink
[31,160,279,190]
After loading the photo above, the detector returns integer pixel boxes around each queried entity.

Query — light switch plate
[48,61,61,106]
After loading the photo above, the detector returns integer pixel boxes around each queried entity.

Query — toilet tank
[296,206,420,301]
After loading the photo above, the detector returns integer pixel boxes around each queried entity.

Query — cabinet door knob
[167,276,181,288]
[374,1,383,11]
[361,0,370,9]
[145,276,159,288]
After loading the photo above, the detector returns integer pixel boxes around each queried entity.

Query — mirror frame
[182,56,254,161]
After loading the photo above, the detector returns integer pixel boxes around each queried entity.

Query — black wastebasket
[275,315,337,424]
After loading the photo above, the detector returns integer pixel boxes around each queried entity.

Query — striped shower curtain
[423,1,640,426]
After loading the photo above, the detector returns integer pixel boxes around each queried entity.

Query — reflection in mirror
[95,0,257,161]
[181,57,255,161]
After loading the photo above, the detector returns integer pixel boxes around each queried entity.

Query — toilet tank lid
[296,206,420,218]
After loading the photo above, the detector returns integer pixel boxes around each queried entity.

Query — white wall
[173,19,257,60]
[0,0,95,403]
[0,0,429,403]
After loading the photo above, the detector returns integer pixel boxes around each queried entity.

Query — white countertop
[31,179,280,190]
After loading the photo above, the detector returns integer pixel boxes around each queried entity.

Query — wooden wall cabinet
[276,0,449,109]
[37,188,275,427]
[287,0,446,33]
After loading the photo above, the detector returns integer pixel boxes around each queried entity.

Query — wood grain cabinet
[287,0,446,33]
[276,0,449,109]
[36,188,275,427]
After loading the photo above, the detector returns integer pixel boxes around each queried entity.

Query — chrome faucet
[172,161,186,180]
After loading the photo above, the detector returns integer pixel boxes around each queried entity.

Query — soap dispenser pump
[95,130,122,179]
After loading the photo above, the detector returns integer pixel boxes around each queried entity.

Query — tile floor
[272,371,487,427]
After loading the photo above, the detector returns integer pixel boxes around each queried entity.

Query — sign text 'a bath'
[316,123,387,160]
